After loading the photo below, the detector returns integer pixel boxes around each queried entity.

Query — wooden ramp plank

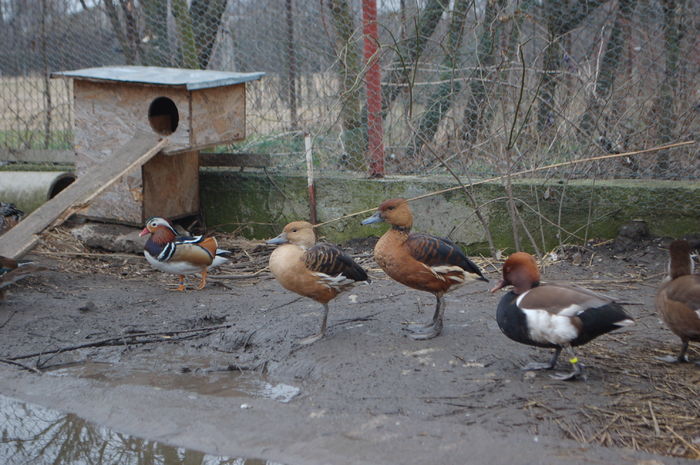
[0,133,167,259]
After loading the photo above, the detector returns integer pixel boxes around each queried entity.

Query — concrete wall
[200,170,699,253]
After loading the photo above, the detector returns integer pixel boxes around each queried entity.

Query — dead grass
[526,326,700,460]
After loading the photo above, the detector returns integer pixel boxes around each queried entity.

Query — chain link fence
[0,1,697,181]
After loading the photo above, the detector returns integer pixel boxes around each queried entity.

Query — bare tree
[406,0,472,159]
[579,0,638,141]
[327,0,366,168]
[105,0,227,69]
[461,0,515,145]
[538,0,607,133]
[654,0,685,174]
[382,0,448,118]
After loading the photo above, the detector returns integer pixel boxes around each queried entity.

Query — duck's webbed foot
[550,348,586,381]
[657,354,688,363]
[522,348,561,372]
[407,295,444,340]
[408,321,442,340]
[407,321,433,332]
[298,332,324,345]
[522,361,555,371]
[169,275,187,291]
[297,303,329,345]
[657,342,691,364]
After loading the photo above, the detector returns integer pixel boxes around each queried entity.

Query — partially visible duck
[656,239,700,363]
[139,217,230,291]
[0,203,24,234]
[1,256,46,301]
[267,221,369,344]
[361,198,488,340]
[491,252,634,380]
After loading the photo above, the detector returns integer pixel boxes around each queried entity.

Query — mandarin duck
[1,256,46,301]
[139,217,230,291]
[491,252,634,380]
[655,239,700,364]
[267,221,369,345]
[361,198,488,340]
[0,202,24,234]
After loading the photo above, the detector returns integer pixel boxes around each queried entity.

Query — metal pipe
[0,171,76,213]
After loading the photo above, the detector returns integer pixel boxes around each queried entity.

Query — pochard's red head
[490,252,540,295]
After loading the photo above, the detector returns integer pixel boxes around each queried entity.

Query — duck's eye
[291,228,298,232]
[387,206,395,211]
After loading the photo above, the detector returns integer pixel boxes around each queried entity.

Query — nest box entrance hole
[148,97,179,135]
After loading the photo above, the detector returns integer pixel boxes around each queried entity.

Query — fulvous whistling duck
[267,221,369,345]
[656,239,700,364]
[491,252,634,380]
[361,198,487,340]
[140,217,230,291]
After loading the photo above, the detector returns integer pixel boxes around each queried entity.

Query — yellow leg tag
[569,357,579,364]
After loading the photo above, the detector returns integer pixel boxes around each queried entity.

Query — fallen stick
[9,324,234,361]
[0,357,43,374]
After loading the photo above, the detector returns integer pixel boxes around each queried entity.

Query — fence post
[305,132,317,224]
[362,0,384,178]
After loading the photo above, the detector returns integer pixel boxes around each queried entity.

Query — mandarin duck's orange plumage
[491,252,634,380]
[656,240,700,364]
[140,217,230,291]
[1,255,46,301]
[362,198,487,340]
[267,221,369,345]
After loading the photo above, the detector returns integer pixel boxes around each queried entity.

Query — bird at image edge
[491,252,634,380]
[655,239,700,364]
[0,202,24,234]
[1,256,46,301]
[361,198,488,340]
[140,217,230,291]
[267,221,369,345]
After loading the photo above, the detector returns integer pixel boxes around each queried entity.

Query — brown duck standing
[267,221,369,344]
[361,198,487,340]
[656,239,700,363]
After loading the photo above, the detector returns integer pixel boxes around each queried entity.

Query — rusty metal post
[362,0,384,178]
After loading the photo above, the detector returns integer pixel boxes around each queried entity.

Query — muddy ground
[0,225,698,464]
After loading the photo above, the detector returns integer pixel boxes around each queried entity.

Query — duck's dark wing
[304,243,368,282]
[406,233,485,279]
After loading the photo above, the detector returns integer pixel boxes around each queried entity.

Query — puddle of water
[0,394,286,465]
[49,362,300,403]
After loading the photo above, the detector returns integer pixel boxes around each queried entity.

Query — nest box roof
[52,66,265,91]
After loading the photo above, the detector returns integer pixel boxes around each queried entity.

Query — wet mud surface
[0,233,698,464]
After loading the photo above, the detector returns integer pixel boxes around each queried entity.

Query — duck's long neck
[377,225,410,255]
[669,257,693,280]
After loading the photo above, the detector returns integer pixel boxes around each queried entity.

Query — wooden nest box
[52,66,264,224]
